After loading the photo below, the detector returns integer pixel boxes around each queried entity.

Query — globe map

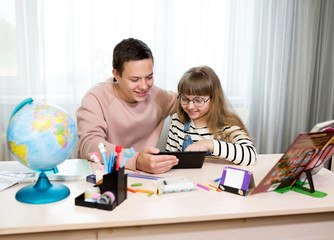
[7,99,77,171]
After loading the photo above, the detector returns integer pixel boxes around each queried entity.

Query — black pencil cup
[100,167,127,205]
[75,168,127,211]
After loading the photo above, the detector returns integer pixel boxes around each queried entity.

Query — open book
[251,131,334,195]
[310,120,334,133]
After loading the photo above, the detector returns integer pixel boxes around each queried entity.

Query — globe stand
[15,171,70,204]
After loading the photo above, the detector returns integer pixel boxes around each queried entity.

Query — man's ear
[112,69,120,81]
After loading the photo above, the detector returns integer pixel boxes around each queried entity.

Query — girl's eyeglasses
[178,94,211,107]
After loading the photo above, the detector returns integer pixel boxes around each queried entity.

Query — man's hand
[136,147,179,174]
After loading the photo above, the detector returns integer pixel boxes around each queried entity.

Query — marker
[213,177,221,183]
[147,192,153,197]
[127,187,137,193]
[204,184,216,191]
[209,184,222,192]
[120,147,135,168]
[136,189,154,194]
[89,152,106,174]
[197,183,210,191]
[98,143,109,173]
[131,183,142,187]
[115,145,122,171]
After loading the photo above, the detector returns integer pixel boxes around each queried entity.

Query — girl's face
[180,94,211,127]
[113,59,154,103]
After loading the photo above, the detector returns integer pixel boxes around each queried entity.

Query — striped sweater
[166,113,257,166]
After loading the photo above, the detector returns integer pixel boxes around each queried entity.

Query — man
[76,38,178,173]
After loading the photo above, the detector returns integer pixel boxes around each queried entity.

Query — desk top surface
[1,154,334,235]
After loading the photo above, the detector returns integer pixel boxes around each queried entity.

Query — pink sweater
[76,78,177,170]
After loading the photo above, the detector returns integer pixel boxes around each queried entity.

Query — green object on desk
[274,186,290,194]
[131,183,142,187]
[274,179,327,198]
[290,185,327,198]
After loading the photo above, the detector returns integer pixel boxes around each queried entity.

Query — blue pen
[108,151,114,173]
[120,147,135,168]
[98,142,109,173]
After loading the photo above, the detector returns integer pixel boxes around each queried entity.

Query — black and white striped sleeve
[212,126,257,166]
[165,114,184,152]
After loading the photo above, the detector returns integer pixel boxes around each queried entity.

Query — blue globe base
[15,171,70,204]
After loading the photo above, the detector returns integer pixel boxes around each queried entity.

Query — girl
[166,66,257,166]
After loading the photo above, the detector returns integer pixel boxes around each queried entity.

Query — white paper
[0,159,92,191]
[223,168,245,189]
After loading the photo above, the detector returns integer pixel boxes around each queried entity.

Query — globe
[6,98,77,204]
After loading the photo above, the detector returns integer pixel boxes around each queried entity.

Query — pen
[115,145,122,171]
[98,143,109,173]
[113,155,117,170]
[120,147,135,168]
[108,151,114,173]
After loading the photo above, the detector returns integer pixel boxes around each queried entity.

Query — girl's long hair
[177,66,249,140]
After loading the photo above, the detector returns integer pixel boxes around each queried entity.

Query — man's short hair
[113,38,154,76]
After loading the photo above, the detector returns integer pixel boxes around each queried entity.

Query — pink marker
[197,183,210,191]
[89,152,106,174]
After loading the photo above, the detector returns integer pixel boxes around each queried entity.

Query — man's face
[113,59,154,103]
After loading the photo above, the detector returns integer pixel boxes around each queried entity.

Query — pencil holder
[75,168,127,211]
[100,167,127,206]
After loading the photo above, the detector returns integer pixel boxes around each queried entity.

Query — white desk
[1,154,334,240]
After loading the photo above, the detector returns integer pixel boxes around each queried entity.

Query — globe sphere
[6,98,77,171]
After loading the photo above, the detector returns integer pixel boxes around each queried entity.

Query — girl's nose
[187,100,196,109]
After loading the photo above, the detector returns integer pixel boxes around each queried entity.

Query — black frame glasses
[178,94,211,107]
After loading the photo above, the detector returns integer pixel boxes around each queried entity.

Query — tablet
[155,151,207,169]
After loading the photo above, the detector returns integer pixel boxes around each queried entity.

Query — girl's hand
[184,139,214,153]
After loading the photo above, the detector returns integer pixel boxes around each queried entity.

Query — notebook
[155,151,207,169]
[0,159,92,191]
